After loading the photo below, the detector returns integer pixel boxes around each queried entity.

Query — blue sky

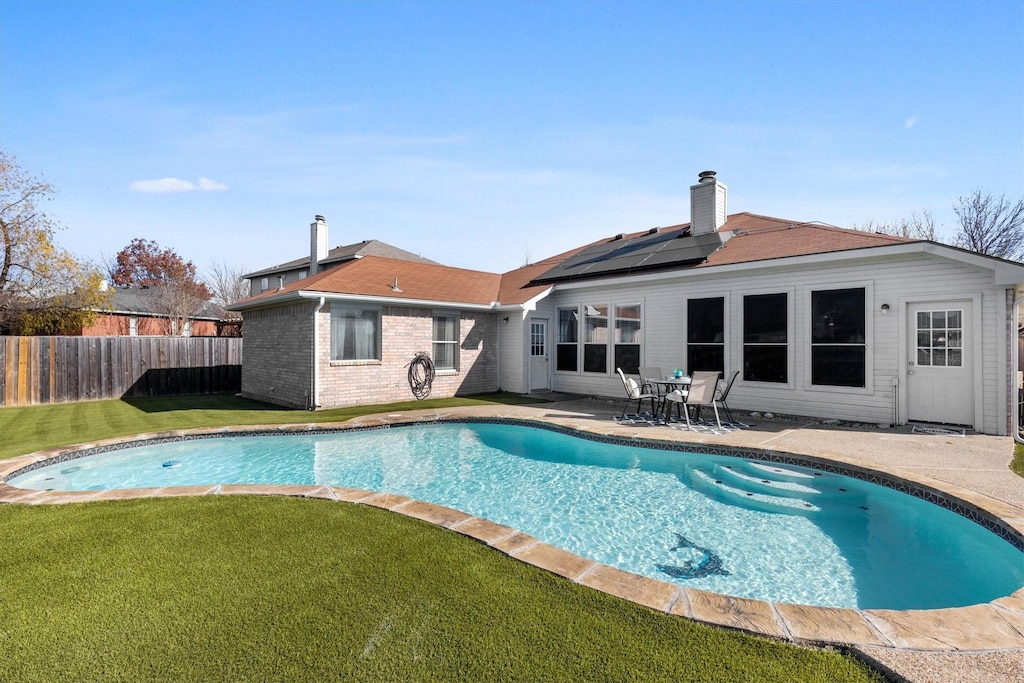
[1,0,1021,277]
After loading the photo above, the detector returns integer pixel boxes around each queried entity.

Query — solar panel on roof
[531,230,730,284]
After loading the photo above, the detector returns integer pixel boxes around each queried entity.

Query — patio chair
[662,388,689,422]
[638,367,664,395]
[680,370,723,430]
[616,367,659,418]
[714,370,740,423]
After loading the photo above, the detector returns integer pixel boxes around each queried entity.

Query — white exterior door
[529,319,550,391]
[907,302,973,425]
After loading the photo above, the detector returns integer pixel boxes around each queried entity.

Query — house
[242,222,438,296]
[230,172,1024,436]
[81,285,235,337]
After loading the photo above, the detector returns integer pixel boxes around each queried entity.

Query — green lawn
[1012,442,1024,479]
[0,392,544,461]
[0,395,883,682]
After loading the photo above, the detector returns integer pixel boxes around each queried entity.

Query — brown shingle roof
[243,239,438,279]
[699,213,913,268]
[236,212,921,310]
[241,256,501,307]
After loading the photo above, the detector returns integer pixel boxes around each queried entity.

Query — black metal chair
[715,370,740,423]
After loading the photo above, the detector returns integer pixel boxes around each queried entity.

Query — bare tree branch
[953,190,1024,262]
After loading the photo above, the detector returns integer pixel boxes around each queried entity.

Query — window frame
[613,302,642,375]
[740,288,794,387]
[329,306,382,363]
[804,281,874,394]
[582,303,610,374]
[432,312,460,372]
[555,306,580,373]
[684,295,727,375]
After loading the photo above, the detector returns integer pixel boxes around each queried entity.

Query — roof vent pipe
[310,215,329,276]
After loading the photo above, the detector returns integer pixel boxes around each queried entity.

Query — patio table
[650,377,691,420]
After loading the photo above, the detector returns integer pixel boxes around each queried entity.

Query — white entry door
[907,302,973,426]
[529,319,550,391]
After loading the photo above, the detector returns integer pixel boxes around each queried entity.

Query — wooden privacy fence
[0,336,243,406]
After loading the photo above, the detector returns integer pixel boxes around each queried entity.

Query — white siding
[498,313,527,393]
[544,252,1014,434]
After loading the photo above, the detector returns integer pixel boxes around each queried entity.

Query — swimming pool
[9,421,1023,610]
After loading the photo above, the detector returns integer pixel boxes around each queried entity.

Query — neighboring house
[242,218,439,296]
[231,172,1024,436]
[81,285,232,337]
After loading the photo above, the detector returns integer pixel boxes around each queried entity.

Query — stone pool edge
[0,414,1022,653]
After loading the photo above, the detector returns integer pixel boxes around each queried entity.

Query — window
[811,288,866,387]
[916,309,963,368]
[743,293,787,383]
[330,308,380,361]
[260,277,269,292]
[614,303,641,374]
[556,307,578,372]
[432,314,459,371]
[298,270,307,279]
[687,297,724,373]
[583,304,608,373]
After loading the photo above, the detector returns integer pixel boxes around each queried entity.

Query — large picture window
[432,314,459,371]
[811,288,866,387]
[743,293,787,383]
[330,308,380,361]
[614,303,641,374]
[583,304,608,373]
[687,297,725,373]
[556,307,579,372]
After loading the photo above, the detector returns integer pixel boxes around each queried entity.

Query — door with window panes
[907,302,973,426]
[529,319,550,391]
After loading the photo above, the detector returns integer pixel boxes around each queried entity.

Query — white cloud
[129,176,229,193]
[197,177,229,192]
[904,115,918,130]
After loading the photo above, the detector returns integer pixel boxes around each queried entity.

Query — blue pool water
[10,422,1023,610]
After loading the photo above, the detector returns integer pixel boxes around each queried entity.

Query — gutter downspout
[1014,293,1023,444]
[311,297,326,410]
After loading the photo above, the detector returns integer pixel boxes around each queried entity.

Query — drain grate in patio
[911,424,966,437]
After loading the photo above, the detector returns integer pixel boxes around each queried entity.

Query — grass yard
[0,392,544,461]
[0,395,883,682]
[1012,442,1024,479]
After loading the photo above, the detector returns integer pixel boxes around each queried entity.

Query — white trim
[802,281,874,396]
[897,294,981,430]
[682,293,730,377]
[737,286,796,390]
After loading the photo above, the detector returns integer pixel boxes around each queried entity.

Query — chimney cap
[698,170,717,183]
[314,214,326,223]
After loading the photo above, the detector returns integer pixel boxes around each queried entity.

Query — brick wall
[316,304,498,408]
[239,302,315,408]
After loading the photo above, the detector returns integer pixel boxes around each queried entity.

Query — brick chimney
[689,170,728,235]
[310,215,328,275]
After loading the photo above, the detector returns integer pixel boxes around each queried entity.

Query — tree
[205,260,250,309]
[109,238,213,336]
[0,150,111,334]
[856,209,938,241]
[952,190,1024,262]
[205,260,250,336]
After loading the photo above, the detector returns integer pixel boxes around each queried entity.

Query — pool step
[747,462,819,480]
[716,464,821,495]
[691,469,820,512]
